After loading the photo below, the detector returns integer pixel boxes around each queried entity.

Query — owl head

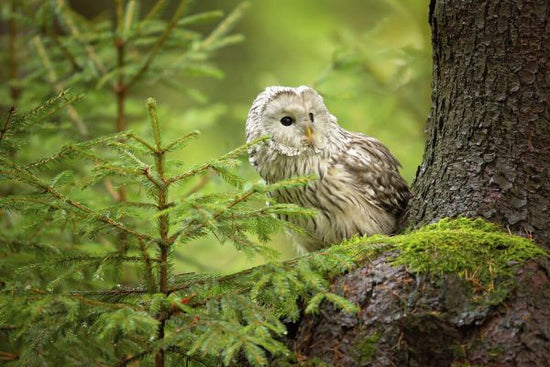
[246,86,337,156]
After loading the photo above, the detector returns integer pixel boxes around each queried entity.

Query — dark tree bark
[286,1,550,366]
[409,0,550,249]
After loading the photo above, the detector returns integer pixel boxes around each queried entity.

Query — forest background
[0,0,430,274]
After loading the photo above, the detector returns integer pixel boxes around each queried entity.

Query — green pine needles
[1,1,546,366]
[1,96,545,366]
[0,94,321,366]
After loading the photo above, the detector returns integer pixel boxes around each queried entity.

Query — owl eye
[309,113,314,122]
[280,116,294,126]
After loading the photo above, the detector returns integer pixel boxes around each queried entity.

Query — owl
[246,86,410,252]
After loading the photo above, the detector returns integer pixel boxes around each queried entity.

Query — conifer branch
[166,137,267,185]
[144,0,167,21]
[54,0,109,78]
[123,1,136,35]
[147,98,162,150]
[48,29,82,73]
[71,294,144,311]
[143,166,164,188]
[0,350,18,361]
[126,0,189,90]
[183,171,215,198]
[140,241,157,293]
[50,254,151,267]
[115,350,151,367]
[8,0,21,103]
[1,162,155,244]
[128,133,156,153]
[169,187,258,243]
[166,162,212,185]
[116,0,125,33]
[201,2,250,50]
[120,201,159,209]
[146,98,171,367]
[0,237,61,254]
[70,287,148,298]
[32,36,89,137]
[0,106,15,146]
[115,38,127,133]
[163,131,200,152]
[26,131,131,168]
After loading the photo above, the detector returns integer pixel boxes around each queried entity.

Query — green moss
[353,332,381,363]
[335,218,546,303]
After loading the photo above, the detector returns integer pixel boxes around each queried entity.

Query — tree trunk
[287,1,550,365]
[409,0,550,249]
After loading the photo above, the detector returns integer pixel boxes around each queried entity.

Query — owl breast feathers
[245,86,410,252]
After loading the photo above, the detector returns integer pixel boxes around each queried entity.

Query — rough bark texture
[290,255,550,367]
[285,1,550,366]
[408,0,550,249]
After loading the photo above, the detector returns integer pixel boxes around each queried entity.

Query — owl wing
[338,132,410,216]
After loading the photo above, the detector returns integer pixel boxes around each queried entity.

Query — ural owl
[246,86,410,252]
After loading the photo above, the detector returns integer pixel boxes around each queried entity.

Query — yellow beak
[305,125,313,141]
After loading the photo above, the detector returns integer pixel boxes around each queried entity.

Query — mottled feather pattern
[246,86,410,252]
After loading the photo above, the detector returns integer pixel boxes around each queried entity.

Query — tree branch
[32,36,89,137]
[125,0,189,90]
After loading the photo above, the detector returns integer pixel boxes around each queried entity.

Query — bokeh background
[178,0,432,273]
[4,0,432,273]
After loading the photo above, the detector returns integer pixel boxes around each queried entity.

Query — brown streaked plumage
[245,86,410,252]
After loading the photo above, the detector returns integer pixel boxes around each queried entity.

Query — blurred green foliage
[0,1,432,364]
[173,0,432,272]
[1,0,431,273]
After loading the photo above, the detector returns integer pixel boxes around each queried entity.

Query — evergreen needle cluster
[0,1,355,365]
[0,95,544,365]
[0,94,333,366]
[5,2,538,367]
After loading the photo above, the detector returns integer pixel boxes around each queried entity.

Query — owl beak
[305,125,313,142]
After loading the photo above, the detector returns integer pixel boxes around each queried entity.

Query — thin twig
[48,30,82,72]
[139,241,157,292]
[0,350,18,361]
[104,179,121,201]
[128,133,156,152]
[71,294,145,311]
[114,350,151,367]
[55,0,109,78]
[0,106,16,145]
[166,163,212,185]
[40,178,155,243]
[144,0,167,21]
[125,0,188,90]
[168,188,257,244]
[70,287,148,297]
[32,36,89,137]
[143,166,164,188]
[115,36,126,132]
[183,171,215,198]
[8,0,21,102]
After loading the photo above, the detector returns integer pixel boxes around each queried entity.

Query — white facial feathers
[245,86,337,156]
